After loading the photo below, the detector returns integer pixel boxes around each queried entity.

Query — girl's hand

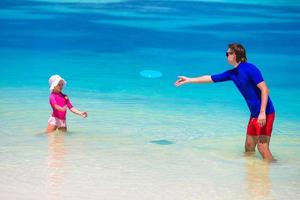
[63,105,68,111]
[81,112,88,118]
[54,104,67,111]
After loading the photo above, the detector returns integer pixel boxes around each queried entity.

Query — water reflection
[47,132,66,200]
[244,155,271,200]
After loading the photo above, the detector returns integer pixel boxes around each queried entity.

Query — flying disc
[140,70,162,78]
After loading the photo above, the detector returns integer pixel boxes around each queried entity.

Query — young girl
[47,74,88,133]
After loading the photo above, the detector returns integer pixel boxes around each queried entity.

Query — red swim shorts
[247,113,275,137]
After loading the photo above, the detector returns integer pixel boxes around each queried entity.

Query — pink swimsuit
[49,92,73,120]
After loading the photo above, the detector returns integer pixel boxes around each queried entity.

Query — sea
[0,0,300,199]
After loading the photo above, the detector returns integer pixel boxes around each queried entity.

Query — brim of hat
[50,78,67,91]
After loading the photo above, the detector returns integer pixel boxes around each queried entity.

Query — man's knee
[257,142,269,153]
[257,135,270,151]
[245,141,256,151]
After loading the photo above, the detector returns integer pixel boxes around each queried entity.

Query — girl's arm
[54,104,67,111]
[70,107,88,118]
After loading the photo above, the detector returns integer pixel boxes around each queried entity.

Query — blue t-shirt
[211,62,275,117]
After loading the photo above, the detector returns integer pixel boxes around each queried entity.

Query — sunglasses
[226,51,234,57]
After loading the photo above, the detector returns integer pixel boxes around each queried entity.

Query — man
[175,43,275,161]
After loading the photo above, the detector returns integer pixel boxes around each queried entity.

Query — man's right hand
[175,76,190,87]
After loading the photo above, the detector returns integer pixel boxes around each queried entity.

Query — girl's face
[53,80,64,92]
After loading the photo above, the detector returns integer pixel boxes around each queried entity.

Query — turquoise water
[1,0,300,199]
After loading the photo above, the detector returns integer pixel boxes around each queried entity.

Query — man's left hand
[257,112,266,127]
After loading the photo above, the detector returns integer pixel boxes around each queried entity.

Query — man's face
[226,48,236,66]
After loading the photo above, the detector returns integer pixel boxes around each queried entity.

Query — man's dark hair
[228,43,247,63]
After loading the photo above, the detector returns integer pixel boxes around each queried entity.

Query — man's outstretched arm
[175,75,213,86]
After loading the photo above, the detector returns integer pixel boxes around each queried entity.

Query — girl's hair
[228,43,247,63]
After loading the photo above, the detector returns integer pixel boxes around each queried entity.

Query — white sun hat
[49,74,67,92]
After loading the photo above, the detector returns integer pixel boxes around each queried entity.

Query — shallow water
[1,0,300,199]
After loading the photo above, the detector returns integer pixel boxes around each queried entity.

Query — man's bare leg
[245,135,258,153]
[257,135,273,161]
